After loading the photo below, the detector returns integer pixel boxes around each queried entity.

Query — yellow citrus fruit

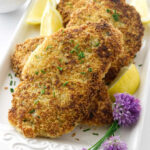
[40,1,63,36]
[108,64,140,101]
[131,0,150,24]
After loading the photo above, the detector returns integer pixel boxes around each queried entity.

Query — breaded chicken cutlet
[8,21,123,138]
[67,0,144,84]
[11,37,44,78]
[57,0,125,27]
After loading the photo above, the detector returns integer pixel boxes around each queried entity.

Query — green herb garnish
[35,71,39,75]
[53,91,55,97]
[63,81,69,86]
[106,9,110,13]
[41,89,45,95]
[88,68,92,72]
[57,66,63,71]
[46,45,53,50]
[8,73,13,79]
[112,10,119,21]
[41,70,46,74]
[83,128,91,132]
[10,80,13,86]
[94,41,100,47]
[29,109,35,114]
[80,72,86,75]
[138,64,143,67]
[34,100,39,105]
[80,60,84,64]
[10,88,14,93]
[93,133,99,136]
[78,51,85,60]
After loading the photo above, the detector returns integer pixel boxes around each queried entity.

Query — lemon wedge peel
[108,64,140,101]
[40,0,63,36]
[131,0,150,24]
[26,0,48,25]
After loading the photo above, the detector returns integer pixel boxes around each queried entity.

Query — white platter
[0,0,150,150]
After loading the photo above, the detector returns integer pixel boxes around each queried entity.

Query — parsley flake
[112,10,119,21]
[138,64,143,67]
[88,68,92,72]
[29,109,35,114]
[41,70,46,74]
[92,133,99,136]
[10,88,14,93]
[57,66,63,71]
[41,89,45,95]
[8,73,13,79]
[78,51,85,60]
[106,9,110,13]
[10,80,13,86]
[83,128,91,132]
[46,45,53,50]
[63,81,69,86]
[80,72,86,75]
[35,71,39,75]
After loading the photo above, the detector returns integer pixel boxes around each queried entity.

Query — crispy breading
[57,0,81,26]
[67,0,144,84]
[8,21,123,138]
[11,37,44,78]
[57,0,125,27]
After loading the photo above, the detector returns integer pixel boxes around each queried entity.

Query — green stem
[88,121,119,150]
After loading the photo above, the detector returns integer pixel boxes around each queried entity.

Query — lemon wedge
[108,64,140,101]
[26,0,48,25]
[131,0,150,24]
[40,0,63,36]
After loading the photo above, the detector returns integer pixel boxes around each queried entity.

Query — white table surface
[0,1,150,150]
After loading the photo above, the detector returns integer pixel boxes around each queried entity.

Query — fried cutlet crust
[9,21,123,138]
[57,0,81,26]
[67,0,144,84]
[11,37,44,78]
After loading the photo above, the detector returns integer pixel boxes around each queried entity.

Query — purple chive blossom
[101,136,127,150]
[113,93,141,127]
[82,148,87,150]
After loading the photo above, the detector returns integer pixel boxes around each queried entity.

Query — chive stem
[88,121,119,150]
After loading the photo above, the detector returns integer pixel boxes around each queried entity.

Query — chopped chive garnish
[59,59,62,62]
[8,73,13,79]
[83,128,91,132]
[78,51,85,60]
[80,72,86,75]
[46,45,53,50]
[138,64,143,67]
[35,71,39,75]
[63,81,69,86]
[53,91,55,97]
[80,60,84,64]
[34,100,39,105]
[29,109,35,114]
[88,68,92,72]
[41,89,45,95]
[62,30,64,33]
[41,70,46,74]
[106,9,111,13]
[134,55,137,58]
[70,40,74,44]
[37,116,40,119]
[10,80,13,86]
[14,81,16,86]
[112,10,119,21]
[10,88,14,93]
[94,41,100,47]
[70,49,75,53]
[57,66,63,71]
[92,133,99,136]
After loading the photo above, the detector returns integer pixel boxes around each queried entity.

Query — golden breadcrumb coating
[67,0,144,84]
[9,21,123,138]
[11,37,44,78]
